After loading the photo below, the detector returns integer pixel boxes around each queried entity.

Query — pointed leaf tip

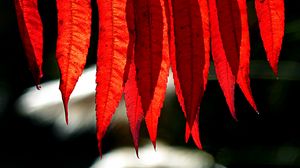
[124,0,144,157]
[15,0,43,86]
[61,89,70,124]
[125,60,144,159]
[185,114,202,149]
[236,0,258,113]
[135,0,170,147]
[152,140,157,151]
[135,148,140,159]
[170,0,210,130]
[96,0,130,156]
[209,0,238,119]
[56,0,92,124]
[271,64,279,78]
[255,0,284,76]
[98,141,103,158]
[210,0,256,119]
[63,101,69,125]
[167,0,209,147]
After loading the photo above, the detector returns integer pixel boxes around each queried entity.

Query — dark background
[0,0,300,168]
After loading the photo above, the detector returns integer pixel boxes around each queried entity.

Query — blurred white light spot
[16,66,176,139]
[91,142,217,168]
[16,66,98,138]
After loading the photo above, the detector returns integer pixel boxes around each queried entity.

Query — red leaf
[210,0,257,115]
[215,0,242,77]
[237,0,258,112]
[209,0,236,119]
[170,0,210,129]
[124,56,144,157]
[133,0,170,147]
[165,0,207,148]
[56,0,92,124]
[15,0,43,87]
[124,0,143,157]
[255,0,285,76]
[123,0,135,86]
[185,113,202,149]
[96,0,129,156]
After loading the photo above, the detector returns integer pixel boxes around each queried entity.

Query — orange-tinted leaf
[170,0,210,130]
[255,0,285,76]
[237,0,257,112]
[15,0,43,87]
[133,0,170,147]
[56,0,92,124]
[96,0,129,156]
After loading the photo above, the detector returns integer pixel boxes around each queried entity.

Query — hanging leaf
[209,0,258,118]
[96,0,129,156]
[56,0,92,124]
[15,0,43,87]
[133,0,170,148]
[170,0,210,130]
[123,0,135,86]
[14,0,287,156]
[124,0,143,157]
[215,0,241,77]
[185,113,202,149]
[165,0,208,148]
[255,0,285,76]
[237,0,257,112]
[124,57,144,157]
[209,0,236,119]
